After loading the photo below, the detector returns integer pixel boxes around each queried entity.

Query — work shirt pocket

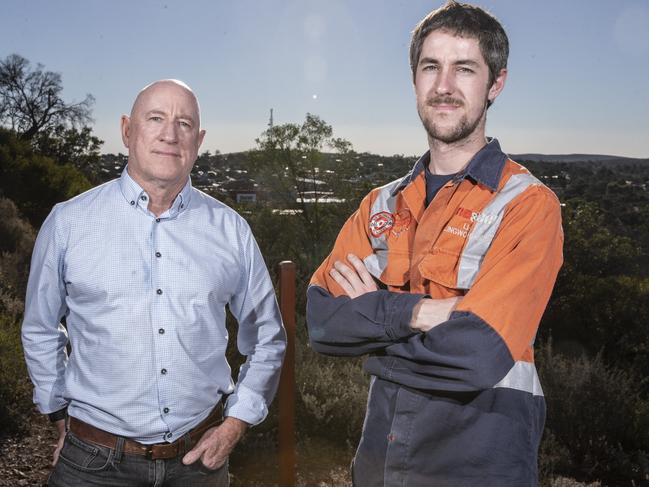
[418,248,463,291]
[418,213,479,292]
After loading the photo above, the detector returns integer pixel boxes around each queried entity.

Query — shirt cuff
[386,293,428,340]
[48,406,68,422]
[224,385,269,426]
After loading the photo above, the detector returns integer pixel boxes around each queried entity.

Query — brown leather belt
[68,403,223,460]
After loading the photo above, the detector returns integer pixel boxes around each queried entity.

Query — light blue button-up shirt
[22,168,286,443]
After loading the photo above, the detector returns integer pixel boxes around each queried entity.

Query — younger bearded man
[306,2,563,486]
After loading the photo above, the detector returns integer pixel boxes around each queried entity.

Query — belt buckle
[144,445,155,460]
[149,442,177,460]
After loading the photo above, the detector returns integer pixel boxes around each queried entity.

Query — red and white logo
[369,211,394,237]
[456,207,497,225]
[391,210,411,237]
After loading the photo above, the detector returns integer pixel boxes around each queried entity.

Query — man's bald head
[130,79,202,127]
[120,79,206,194]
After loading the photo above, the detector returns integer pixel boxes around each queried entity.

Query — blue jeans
[48,432,229,486]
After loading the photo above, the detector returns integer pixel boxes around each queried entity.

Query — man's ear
[487,68,507,104]
[121,115,131,148]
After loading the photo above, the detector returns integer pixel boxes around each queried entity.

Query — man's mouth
[153,150,181,157]
[428,97,463,109]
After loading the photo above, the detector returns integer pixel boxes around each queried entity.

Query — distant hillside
[511,153,649,165]
[94,150,649,206]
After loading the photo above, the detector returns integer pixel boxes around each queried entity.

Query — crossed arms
[306,186,563,393]
[329,253,460,333]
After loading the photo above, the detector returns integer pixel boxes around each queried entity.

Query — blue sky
[2,0,648,158]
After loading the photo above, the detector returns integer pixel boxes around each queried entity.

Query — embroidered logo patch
[391,210,412,237]
[369,211,394,237]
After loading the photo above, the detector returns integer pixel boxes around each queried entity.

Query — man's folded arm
[365,187,564,393]
[306,193,428,356]
[306,285,424,356]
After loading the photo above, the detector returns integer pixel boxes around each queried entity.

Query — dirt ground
[0,414,53,487]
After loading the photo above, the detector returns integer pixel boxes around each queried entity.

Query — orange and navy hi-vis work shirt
[306,139,563,487]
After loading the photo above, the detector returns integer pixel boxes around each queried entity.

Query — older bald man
[22,80,286,486]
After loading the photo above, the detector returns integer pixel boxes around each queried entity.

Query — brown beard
[418,95,488,144]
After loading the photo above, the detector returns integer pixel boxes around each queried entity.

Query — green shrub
[542,273,649,389]
[0,198,35,304]
[0,128,91,227]
[0,314,32,435]
[0,197,35,436]
[548,478,601,487]
[537,342,649,486]
[295,317,368,442]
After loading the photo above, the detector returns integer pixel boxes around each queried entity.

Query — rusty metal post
[277,261,296,487]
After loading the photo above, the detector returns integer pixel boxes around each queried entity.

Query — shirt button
[163,407,170,414]
[161,368,167,375]
[165,432,172,440]
[156,289,163,295]
[130,200,135,206]
[155,252,162,258]
[158,328,165,334]
[180,204,184,209]
[156,218,161,223]
[140,195,147,201]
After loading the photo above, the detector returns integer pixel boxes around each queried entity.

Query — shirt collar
[119,166,193,218]
[391,137,506,196]
[462,138,506,191]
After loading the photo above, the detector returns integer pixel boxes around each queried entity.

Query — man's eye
[422,64,439,71]
[179,121,191,128]
[149,116,163,122]
[457,67,474,74]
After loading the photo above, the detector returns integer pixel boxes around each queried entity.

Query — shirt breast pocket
[418,214,483,291]
[417,249,464,294]
[419,241,490,292]
[418,247,463,291]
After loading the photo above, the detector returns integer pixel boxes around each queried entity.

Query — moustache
[427,97,463,107]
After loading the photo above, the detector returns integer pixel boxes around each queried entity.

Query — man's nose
[159,121,178,143]
[434,67,455,95]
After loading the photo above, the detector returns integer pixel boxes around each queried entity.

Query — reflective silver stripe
[456,173,541,289]
[493,361,544,396]
[364,179,401,279]
[365,250,389,280]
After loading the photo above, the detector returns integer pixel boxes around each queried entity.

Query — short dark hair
[409,1,509,86]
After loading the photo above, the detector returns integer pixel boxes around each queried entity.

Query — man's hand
[52,419,66,466]
[329,254,378,298]
[410,297,462,333]
[182,416,248,470]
